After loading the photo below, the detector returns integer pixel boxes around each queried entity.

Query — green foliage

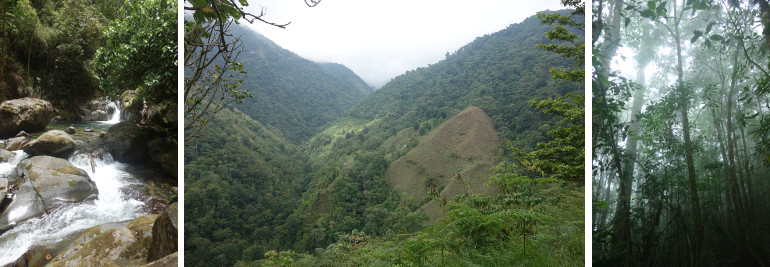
[185,8,585,266]
[536,0,585,82]
[228,25,371,143]
[0,0,173,110]
[95,0,177,102]
[184,108,310,266]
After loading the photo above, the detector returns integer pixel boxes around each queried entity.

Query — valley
[184,8,584,266]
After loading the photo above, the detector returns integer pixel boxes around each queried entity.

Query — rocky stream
[0,95,178,266]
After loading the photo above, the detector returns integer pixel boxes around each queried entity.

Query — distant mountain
[230,25,371,143]
[318,62,373,95]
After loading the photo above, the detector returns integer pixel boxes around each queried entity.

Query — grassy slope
[386,106,500,222]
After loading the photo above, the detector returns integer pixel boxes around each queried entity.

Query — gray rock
[0,149,11,162]
[49,214,158,266]
[22,130,76,159]
[65,126,76,134]
[148,202,178,262]
[0,178,7,202]
[0,98,55,138]
[15,131,29,137]
[0,178,46,231]
[4,136,28,151]
[13,156,98,213]
[104,122,158,164]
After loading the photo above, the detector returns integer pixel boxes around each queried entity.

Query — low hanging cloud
[244,0,564,89]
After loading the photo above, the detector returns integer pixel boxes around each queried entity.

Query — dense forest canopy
[593,0,770,265]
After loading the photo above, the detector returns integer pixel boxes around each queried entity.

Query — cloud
[244,0,564,88]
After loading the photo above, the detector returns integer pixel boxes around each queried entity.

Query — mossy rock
[48,215,159,267]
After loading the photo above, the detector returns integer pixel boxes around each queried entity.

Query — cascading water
[105,100,121,124]
[0,149,145,264]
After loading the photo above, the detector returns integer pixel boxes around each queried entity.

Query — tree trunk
[1,0,8,85]
[597,0,633,264]
[672,1,703,260]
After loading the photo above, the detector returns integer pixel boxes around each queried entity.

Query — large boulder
[160,149,177,179]
[0,156,99,231]
[147,137,177,179]
[0,178,46,231]
[148,202,178,262]
[120,90,142,123]
[46,214,158,267]
[0,98,55,138]
[22,130,77,159]
[104,122,159,164]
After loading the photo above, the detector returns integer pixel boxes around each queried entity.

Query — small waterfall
[0,149,27,176]
[106,100,121,124]
[0,150,144,264]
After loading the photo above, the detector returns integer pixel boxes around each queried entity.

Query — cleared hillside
[386,106,499,222]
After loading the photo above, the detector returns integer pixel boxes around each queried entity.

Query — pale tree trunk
[596,0,634,264]
[670,0,703,261]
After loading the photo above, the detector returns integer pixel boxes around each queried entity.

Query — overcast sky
[241,0,565,88]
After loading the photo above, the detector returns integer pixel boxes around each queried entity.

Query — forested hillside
[229,25,371,143]
[185,8,584,266]
[184,108,310,264]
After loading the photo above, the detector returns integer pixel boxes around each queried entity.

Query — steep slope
[184,108,310,266]
[318,63,373,95]
[386,106,500,222]
[231,25,370,142]
[308,10,580,163]
[294,9,582,251]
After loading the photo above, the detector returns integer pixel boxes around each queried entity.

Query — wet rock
[120,184,168,214]
[13,156,99,212]
[65,126,76,135]
[0,178,46,232]
[148,202,177,262]
[0,178,7,202]
[83,128,94,132]
[0,98,55,138]
[0,149,10,162]
[15,131,29,137]
[106,101,118,114]
[7,241,73,267]
[4,136,28,151]
[47,214,159,266]
[22,130,77,159]
[104,122,158,164]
